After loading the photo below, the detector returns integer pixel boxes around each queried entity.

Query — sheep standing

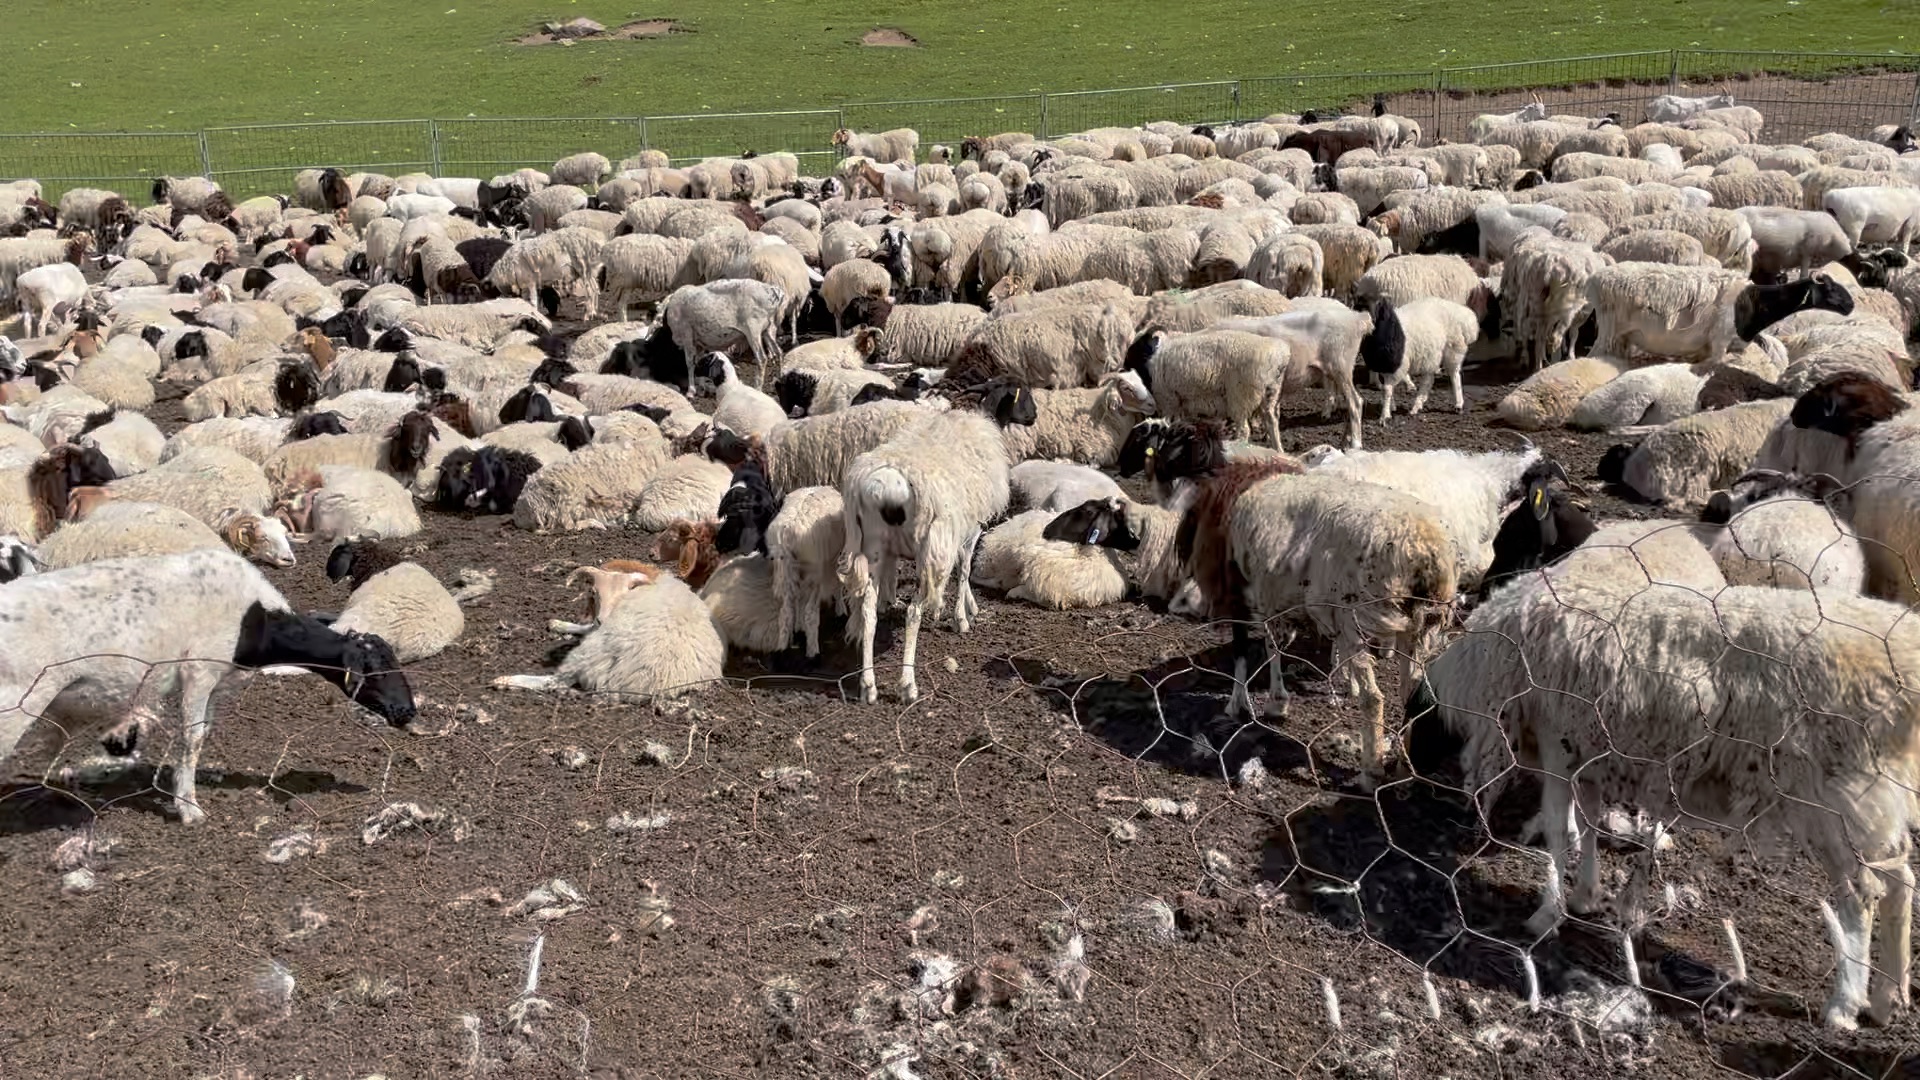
[1369,298,1477,419]
[842,409,1012,704]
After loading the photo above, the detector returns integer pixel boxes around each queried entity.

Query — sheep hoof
[174,800,206,826]
[1823,1000,1862,1031]
[900,679,920,705]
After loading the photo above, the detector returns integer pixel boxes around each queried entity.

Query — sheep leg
[1448,361,1465,414]
[1379,380,1395,423]
[1869,854,1914,1024]
[855,576,880,705]
[1351,642,1385,784]
[899,561,947,705]
[1263,390,1285,453]
[1568,791,1606,916]
[1409,372,1435,416]
[953,528,983,633]
[1226,620,1257,721]
[1820,877,1878,1030]
[1339,374,1365,450]
[169,660,223,825]
[877,554,899,610]
[1525,775,1579,939]
[1264,625,1293,719]
[801,585,823,658]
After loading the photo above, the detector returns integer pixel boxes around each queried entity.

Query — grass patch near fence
[3,0,1918,134]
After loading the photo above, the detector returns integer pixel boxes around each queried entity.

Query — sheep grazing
[0,548,414,824]
[842,407,1016,704]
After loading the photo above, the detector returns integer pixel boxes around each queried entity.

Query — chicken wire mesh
[3,487,1917,1077]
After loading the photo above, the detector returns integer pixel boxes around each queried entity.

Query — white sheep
[512,432,671,532]
[597,234,695,320]
[14,262,86,337]
[998,372,1156,468]
[970,502,1131,610]
[1009,459,1124,511]
[842,409,1011,704]
[77,410,165,477]
[632,454,733,532]
[954,302,1135,390]
[1497,354,1629,430]
[299,465,424,543]
[0,547,414,823]
[37,500,227,568]
[1646,92,1736,123]
[1586,262,1748,364]
[1212,306,1375,449]
[1602,397,1795,508]
[329,561,464,663]
[160,417,293,465]
[1700,472,1865,593]
[766,486,846,658]
[1120,328,1297,450]
[1373,297,1477,420]
[695,353,785,438]
[1823,186,1920,253]
[1568,362,1706,431]
[108,446,273,527]
[663,279,785,386]
[1421,564,1915,1030]
[494,566,724,700]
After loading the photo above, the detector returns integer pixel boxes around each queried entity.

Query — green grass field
[6,0,1920,133]
[4,1,1920,198]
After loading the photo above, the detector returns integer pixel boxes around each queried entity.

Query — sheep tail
[859,465,913,528]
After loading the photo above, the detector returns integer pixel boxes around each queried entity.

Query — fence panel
[1039,81,1238,138]
[643,110,842,173]
[1435,51,1672,142]
[0,132,207,204]
[840,95,1046,158]
[1671,50,1920,143]
[205,120,435,200]
[435,117,644,182]
[1239,71,1438,129]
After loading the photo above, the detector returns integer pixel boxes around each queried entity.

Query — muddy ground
[0,311,1916,1079]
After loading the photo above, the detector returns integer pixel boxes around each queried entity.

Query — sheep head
[651,521,721,588]
[216,507,297,568]
[566,560,660,622]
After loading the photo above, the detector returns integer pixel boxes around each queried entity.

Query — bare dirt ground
[861,28,920,49]
[0,297,1916,1078]
[516,19,682,47]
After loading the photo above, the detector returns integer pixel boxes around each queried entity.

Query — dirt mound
[861,27,918,47]
[516,18,681,46]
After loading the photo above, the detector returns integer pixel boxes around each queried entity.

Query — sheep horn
[1730,468,1786,486]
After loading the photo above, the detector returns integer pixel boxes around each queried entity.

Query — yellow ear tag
[1531,488,1545,509]
[1145,446,1155,458]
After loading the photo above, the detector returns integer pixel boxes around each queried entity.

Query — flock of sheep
[3,86,1920,1034]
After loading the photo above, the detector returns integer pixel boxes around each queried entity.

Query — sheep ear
[1529,481,1550,521]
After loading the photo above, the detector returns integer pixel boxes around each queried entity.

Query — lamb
[36,499,229,568]
[1568,362,1707,431]
[551,152,611,190]
[486,227,606,314]
[596,234,696,320]
[1496,354,1631,430]
[1178,463,1457,781]
[1597,397,1795,508]
[842,407,1014,704]
[493,565,725,701]
[327,561,465,663]
[970,499,1137,610]
[998,371,1157,467]
[1301,445,1556,588]
[1120,328,1299,451]
[1365,297,1477,420]
[694,353,785,438]
[14,262,86,337]
[1698,470,1864,593]
[0,548,414,823]
[1414,567,1915,1030]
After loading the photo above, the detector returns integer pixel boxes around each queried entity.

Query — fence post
[636,116,648,159]
[1668,50,1680,92]
[197,130,212,179]
[1038,93,1050,140]
[1231,81,1242,125]
[1429,70,1443,143]
[429,120,443,176]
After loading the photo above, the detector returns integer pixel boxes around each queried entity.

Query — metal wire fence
[1,48,1919,201]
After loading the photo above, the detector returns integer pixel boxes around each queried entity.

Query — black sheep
[1733,274,1854,341]
[433,445,542,514]
[325,536,406,590]
[1475,460,1594,602]
[288,410,350,440]
[274,362,321,412]
[499,385,558,425]
[714,462,780,555]
[602,329,690,393]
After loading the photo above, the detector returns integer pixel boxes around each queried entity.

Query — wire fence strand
[1,49,1919,200]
